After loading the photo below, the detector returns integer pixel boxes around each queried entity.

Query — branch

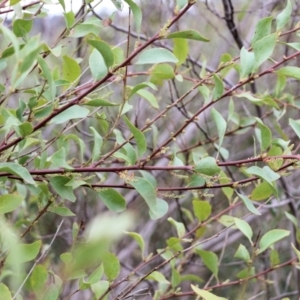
[159,258,298,299]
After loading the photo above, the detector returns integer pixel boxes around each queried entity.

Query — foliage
[0,0,300,299]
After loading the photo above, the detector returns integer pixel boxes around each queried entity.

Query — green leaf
[270,248,280,266]
[176,0,187,9]
[129,176,156,209]
[194,157,221,176]
[212,74,223,100]
[168,217,186,238]
[50,148,73,169]
[149,198,169,220]
[187,174,206,187]
[89,48,108,80]
[126,231,145,258]
[13,19,32,37]
[7,240,41,264]
[235,92,263,103]
[289,119,300,138]
[14,37,41,87]
[49,105,89,124]
[255,118,272,151]
[234,218,253,244]
[276,0,292,30]
[193,200,212,221]
[0,24,20,59]
[70,23,101,38]
[292,243,300,262]
[48,206,76,217]
[218,215,235,227]
[63,134,86,164]
[173,38,188,66]
[49,176,76,202]
[285,42,300,52]
[30,265,48,295]
[111,0,123,10]
[58,0,65,10]
[147,271,170,284]
[0,283,12,300]
[38,56,56,100]
[62,55,81,84]
[83,98,119,107]
[250,181,273,201]
[10,0,21,4]
[88,40,114,68]
[166,30,209,42]
[276,66,300,80]
[239,47,255,79]
[245,166,280,193]
[60,252,72,264]
[236,267,255,279]
[251,16,273,45]
[15,121,33,137]
[196,250,218,280]
[258,229,290,254]
[237,192,261,215]
[128,82,157,98]
[211,108,226,151]
[102,252,120,281]
[171,266,181,288]
[124,0,142,33]
[234,244,251,262]
[135,48,178,65]
[123,115,147,156]
[91,281,109,298]
[150,63,175,85]
[253,33,276,68]
[136,89,159,108]
[90,127,103,162]
[139,170,157,188]
[0,162,35,184]
[114,129,137,164]
[0,194,23,214]
[64,11,75,29]
[88,264,104,285]
[41,275,62,300]
[98,188,126,212]
[285,211,298,227]
[191,285,227,300]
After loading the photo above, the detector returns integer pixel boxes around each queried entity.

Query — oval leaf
[124,0,142,33]
[234,218,253,244]
[135,48,178,65]
[0,162,35,185]
[193,200,212,221]
[258,229,290,254]
[102,252,120,281]
[88,39,114,68]
[50,105,89,124]
[237,192,261,215]
[83,98,119,107]
[7,240,41,264]
[191,285,227,300]
[123,115,147,156]
[98,188,126,212]
[166,29,209,42]
[62,55,81,83]
[0,194,23,214]
[194,157,220,176]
